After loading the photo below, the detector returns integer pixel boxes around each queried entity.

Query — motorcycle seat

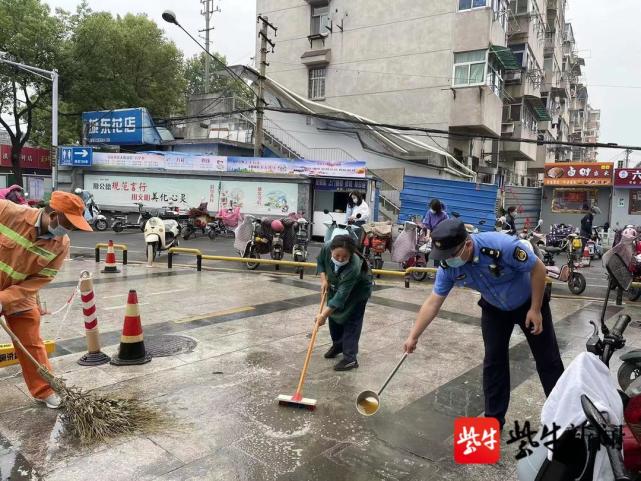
[542,246,563,254]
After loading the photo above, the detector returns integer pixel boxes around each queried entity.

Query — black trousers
[480,296,564,427]
[328,299,367,362]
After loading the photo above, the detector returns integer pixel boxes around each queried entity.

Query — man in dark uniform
[403,219,564,428]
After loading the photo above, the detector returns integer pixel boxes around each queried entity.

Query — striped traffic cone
[77,271,110,366]
[101,240,121,273]
[110,290,151,366]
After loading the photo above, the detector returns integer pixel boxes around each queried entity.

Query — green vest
[316,244,373,324]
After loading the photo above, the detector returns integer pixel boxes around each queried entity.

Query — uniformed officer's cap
[430,219,469,260]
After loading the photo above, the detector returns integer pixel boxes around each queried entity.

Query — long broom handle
[377,352,408,396]
[0,316,44,370]
[294,290,327,396]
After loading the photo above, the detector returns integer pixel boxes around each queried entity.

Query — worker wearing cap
[0,191,92,409]
[402,219,564,429]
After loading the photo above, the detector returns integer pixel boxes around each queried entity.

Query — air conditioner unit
[502,122,515,135]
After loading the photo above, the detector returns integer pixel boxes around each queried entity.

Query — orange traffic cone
[77,271,110,366]
[110,290,151,366]
[101,240,121,273]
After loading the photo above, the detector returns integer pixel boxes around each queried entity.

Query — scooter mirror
[356,214,362,219]
[323,209,330,214]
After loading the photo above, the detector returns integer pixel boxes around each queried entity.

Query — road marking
[173,306,255,324]
[147,288,189,296]
[104,302,149,311]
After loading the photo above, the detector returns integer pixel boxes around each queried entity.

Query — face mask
[445,243,467,268]
[430,209,436,214]
[445,256,466,268]
[48,217,70,238]
[332,257,349,271]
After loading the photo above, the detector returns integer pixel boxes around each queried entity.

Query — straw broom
[0,316,168,445]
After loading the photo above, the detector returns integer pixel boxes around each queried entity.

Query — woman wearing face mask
[345,192,370,225]
[316,235,373,371]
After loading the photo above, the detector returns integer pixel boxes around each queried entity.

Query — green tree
[0,0,64,185]
[184,52,254,104]
[66,12,186,118]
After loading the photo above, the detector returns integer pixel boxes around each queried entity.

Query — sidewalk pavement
[1,256,640,481]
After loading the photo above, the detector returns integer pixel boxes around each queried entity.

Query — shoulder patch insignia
[514,247,528,262]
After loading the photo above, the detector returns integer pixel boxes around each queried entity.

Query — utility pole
[255,15,277,158]
[200,0,220,93]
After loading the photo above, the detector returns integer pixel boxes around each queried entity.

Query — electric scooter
[144,214,181,264]
[323,209,362,245]
[112,202,152,233]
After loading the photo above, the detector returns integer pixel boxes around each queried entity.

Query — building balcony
[449,85,504,137]
[501,121,538,162]
[454,7,507,52]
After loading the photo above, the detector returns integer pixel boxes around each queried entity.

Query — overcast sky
[41,1,638,164]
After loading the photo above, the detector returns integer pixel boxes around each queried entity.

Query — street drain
[144,335,197,357]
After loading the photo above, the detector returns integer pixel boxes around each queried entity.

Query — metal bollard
[122,249,128,266]
[616,287,623,306]
[404,274,410,289]
[168,251,173,269]
[95,247,100,263]
[196,255,202,272]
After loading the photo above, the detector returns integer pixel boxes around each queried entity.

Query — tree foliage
[0,0,64,184]
[184,52,252,101]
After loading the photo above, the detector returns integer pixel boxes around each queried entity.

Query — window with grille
[308,67,326,100]
[311,5,330,35]
[453,50,487,87]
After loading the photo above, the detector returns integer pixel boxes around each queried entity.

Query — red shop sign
[614,168,641,188]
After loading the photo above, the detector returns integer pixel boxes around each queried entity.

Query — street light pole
[0,54,59,189]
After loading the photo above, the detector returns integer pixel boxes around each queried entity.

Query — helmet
[271,219,284,233]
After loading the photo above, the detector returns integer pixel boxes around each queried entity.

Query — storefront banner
[314,178,368,191]
[227,157,367,178]
[614,168,641,188]
[1,145,51,170]
[543,162,613,186]
[92,152,227,172]
[84,174,298,215]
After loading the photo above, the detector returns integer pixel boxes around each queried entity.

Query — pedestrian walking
[316,235,373,371]
[0,192,92,408]
[402,219,564,429]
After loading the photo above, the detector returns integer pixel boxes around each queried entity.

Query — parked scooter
[0,184,28,205]
[144,214,181,263]
[518,237,636,480]
[323,209,362,245]
[111,202,152,233]
[234,215,271,270]
[208,206,242,240]
[362,221,393,275]
[292,215,310,264]
[391,219,430,282]
[74,189,108,231]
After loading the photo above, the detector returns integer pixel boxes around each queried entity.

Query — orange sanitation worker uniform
[0,200,69,399]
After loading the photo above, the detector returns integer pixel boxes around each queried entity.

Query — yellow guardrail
[95,243,128,265]
[167,249,557,288]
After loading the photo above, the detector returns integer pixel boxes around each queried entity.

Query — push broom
[0,316,168,444]
[278,290,327,410]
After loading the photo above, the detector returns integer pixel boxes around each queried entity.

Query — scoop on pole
[356,352,409,416]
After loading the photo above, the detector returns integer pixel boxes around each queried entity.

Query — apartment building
[255,0,597,186]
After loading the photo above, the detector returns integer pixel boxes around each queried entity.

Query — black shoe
[324,344,343,359]
[334,359,358,371]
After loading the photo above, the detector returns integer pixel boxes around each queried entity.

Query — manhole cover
[144,335,197,357]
